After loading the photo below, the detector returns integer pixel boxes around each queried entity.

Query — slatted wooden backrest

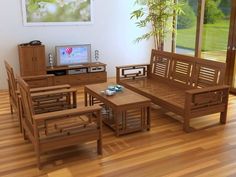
[169,54,194,86]
[193,58,226,88]
[149,50,226,88]
[4,61,18,107]
[149,49,171,80]
[17,76,35,126]
[149,50,194,88]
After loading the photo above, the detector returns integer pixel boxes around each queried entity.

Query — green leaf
[131,0,184,49]
[130,9,144,19]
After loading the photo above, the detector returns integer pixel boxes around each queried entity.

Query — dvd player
[68,68,87,75]
[88,66,105,73]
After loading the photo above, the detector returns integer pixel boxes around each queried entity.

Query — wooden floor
[1,81,236,177]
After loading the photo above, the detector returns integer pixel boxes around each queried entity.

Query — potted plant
[131,0,183,50]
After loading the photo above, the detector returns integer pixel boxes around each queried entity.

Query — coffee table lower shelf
[101,104,150,135]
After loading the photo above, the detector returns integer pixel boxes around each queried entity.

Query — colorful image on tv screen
[59,47,88,65]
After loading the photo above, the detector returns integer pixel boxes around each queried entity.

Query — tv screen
[56,44,91,66]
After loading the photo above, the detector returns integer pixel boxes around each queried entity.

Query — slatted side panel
[170,60,194,85]
[190,91,225,110]
[194,64,221,88]
[151,55,170,79]
[101,105,149,135]
[33,93,73,114]
[39,115,92,139]
[120,108,148,133]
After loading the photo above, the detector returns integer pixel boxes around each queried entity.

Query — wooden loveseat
[116,50,229,132]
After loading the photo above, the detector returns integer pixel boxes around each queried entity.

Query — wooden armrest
[29,84,71,93]
[22,74,54,81]
[33,105,101,123]
[16,84,71,95]
[186,85,229,95]
[31,88,76,97]
[184,85,229,117]
[116,64,150,69]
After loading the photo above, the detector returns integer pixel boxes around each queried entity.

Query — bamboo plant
[131,0,183,50]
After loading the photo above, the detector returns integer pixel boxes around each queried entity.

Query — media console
[46,62,107,86]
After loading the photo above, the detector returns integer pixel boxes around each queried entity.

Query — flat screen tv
[56,44,91,66]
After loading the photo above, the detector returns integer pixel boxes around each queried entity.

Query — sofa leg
[36,155,41,170]
[35,146,41,169]
[220,111,227,124]
[97,139,103,155]
[10,104,13,114]
[23,128,27,140]
[183,118,190,133]
[18,113,23,133]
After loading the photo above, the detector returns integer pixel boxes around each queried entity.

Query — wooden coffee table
[84,83,151,136]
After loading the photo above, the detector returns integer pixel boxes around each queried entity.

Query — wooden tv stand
[46,62,107,86]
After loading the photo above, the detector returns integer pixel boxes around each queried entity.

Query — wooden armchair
[4,61,77,131]
[17,76,102,169]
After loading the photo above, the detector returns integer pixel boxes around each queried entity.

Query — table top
[85,82,151,107]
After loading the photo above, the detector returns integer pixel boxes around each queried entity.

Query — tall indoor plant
[131,0,183,50]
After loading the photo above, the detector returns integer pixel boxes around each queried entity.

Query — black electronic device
[20,40,42,46]
[29,40,41,45]
[47,70,66,76]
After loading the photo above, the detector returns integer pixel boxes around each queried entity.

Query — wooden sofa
[116,50,229,132]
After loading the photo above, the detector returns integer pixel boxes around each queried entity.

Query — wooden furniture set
[84,83,151,136]
[116,50,229,132]
[18,44,107,86]
[5,48,230,168]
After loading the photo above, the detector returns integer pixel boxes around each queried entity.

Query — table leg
[114,111,120,136]
[84,91,88,106]
[66,92,71,107]
[73,91,77,108]
[147,106,150,131]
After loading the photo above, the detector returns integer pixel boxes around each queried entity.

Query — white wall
[0,0,153,90]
